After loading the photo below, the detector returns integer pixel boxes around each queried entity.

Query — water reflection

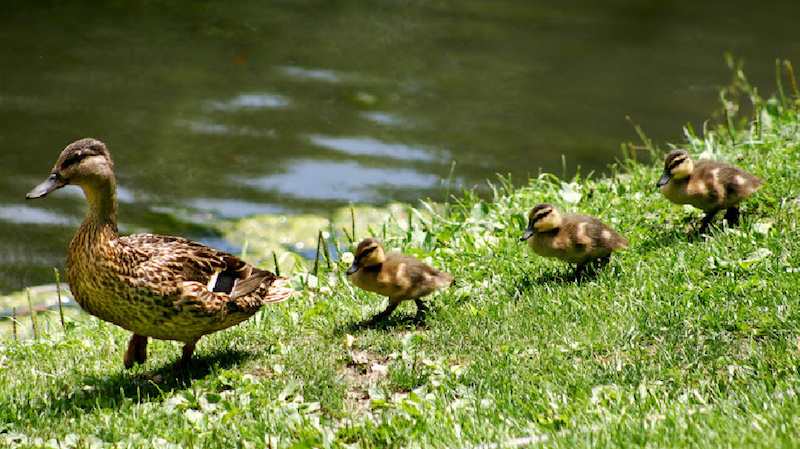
[279,66,345,83]
[244,160,442,202]
[0,205,76,226]
[1,0,798,292]
[308,135,439,161]
[205,93,291,111]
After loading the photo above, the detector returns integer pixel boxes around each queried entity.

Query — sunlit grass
[1,63,800,448]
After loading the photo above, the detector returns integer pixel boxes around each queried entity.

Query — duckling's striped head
[520,203,562,241]
[27,138,114,199]
[657,150,693,187]
[347,238,386,275]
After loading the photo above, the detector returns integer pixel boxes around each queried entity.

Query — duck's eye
[61,151,86,169]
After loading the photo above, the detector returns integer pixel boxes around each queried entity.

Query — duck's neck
[79,177,119,238]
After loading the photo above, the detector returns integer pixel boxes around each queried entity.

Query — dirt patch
[341,349,390,414]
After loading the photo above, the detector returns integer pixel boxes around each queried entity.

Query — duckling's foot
[413,299,430,322]
[723,206,740,227]
[573,263,589,282]
[123,334,148,369]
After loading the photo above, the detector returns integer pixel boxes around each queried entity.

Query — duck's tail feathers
[262,277,293,304]
[231,268,292,303]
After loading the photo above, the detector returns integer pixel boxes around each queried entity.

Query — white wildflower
[341,252,355,264]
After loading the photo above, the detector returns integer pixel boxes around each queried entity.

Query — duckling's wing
[571,215,629,249]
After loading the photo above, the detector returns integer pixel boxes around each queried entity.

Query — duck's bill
[26,173,66,199]
[520,228,534,241]
[346,263,359,275]
[656,172,671,187]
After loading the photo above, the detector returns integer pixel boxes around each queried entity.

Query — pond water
[1,0,798,293]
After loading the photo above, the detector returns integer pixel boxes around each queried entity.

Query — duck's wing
[117,233,291,309]
[115,234,248,294]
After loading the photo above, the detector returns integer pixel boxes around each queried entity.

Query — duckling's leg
[723,206,740,227]
[359,300,400,326]
[699,209,720,233]
[123,334,148,369]
[574,263,587,281]
[414,299,429,320]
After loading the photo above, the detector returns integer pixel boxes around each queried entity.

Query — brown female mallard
[26,138,292,369]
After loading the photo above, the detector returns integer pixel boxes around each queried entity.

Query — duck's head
[26,138,114,200]
[347,238,386,275]
[520,203,562,241]
[657,150,693,187]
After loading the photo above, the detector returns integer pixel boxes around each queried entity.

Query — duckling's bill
[520,227,535,241]
[656,172,671,187]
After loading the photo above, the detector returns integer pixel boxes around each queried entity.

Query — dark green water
[1,0,798,292]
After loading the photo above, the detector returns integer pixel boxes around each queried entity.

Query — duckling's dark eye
[668,157,686,171]
[532,210,551,223]
[357,246,377,261]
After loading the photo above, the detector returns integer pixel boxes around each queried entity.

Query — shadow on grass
[635,223,693,252]
[337,313,430,335]
[46,348,253,413]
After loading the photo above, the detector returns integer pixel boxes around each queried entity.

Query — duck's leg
[123,334,148,369]
[723,206,740,227]
[177,342,197,368]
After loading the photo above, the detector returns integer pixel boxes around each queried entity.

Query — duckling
[346,238,453,325]
[520,203,628,277]
[657,149,764,232]
[26,138,292,369]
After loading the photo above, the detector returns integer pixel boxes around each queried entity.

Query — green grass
[2,62,800,448]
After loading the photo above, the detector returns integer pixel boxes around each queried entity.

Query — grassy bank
[1,63,799,448]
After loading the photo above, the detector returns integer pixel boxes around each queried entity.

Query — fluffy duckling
[657,149,764,232]
[26,138,292,369]
[346,238,454,325]
[520,203,628,277]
